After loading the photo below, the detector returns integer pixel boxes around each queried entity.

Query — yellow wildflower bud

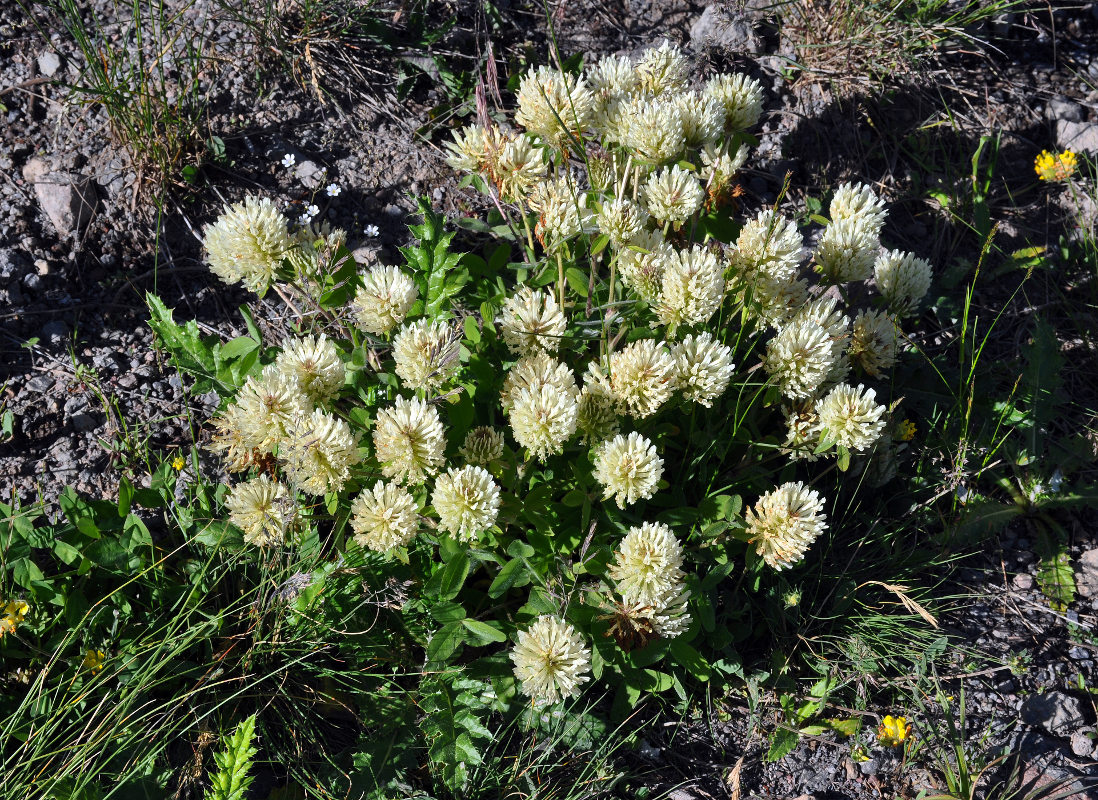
[1034,150,1078,182]
[878,714,910,747]
[897,419,916,442]
[83,649,106,674]
[172,456,185,471]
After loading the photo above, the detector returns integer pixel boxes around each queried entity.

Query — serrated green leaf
[1035,524,1076,612]
[767,726,799,762]
[208,715,257,800]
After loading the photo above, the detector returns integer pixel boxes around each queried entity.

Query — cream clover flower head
[350,480,419,552]
[644,165,705,225]
[353,265,419,336]
[576,375,620,444]
[209,404,261,472]
[593,431,664,509]
[705,73,764,132]
[233,365,311,453]
[459,425,505,466]
[282,409,360,495]
[510,615,591,705]
[618,229,673,302]
[508,384,579,460]
[605,338,676,418]
[783,406,822,461]
[647,585,692,639]
[729,210,804,284]
[203,196,293,293]
[499,286,567,356]
[814,217,880,284]
[226,474,298,547]
[501,352,580,412]
[609,522,685,606]
[494,133,549,204]
[288,221,348,283]
[764,317,841,400]
[636,40,691,96]
[745,482,827,570]
[701,142,750,188]
[793,295,851,388]
[623,97,686,164]
[671,332,735,407]
[392,319,462,392]
[850,310,899,377]
[874,249,932,317]
[276,334,344,404]
[830,182,887,235]
[672,91,725,148]
[815,383,887,451]
[586,54,638,101]
[594,95,633,145]
[373,396,447,484]
[746,272,810,329]
[528,175,589,247]
[596,197,649,247]
[431,465,501,542]
[444,124,496,173]
[656,244,726,328]
[515,66,596,144]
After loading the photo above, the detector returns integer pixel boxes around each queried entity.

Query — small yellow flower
[1,600,29,636]
[172,456,185,471]
[897,419,916,442]
[1035,150,1078,182]
[82,649,106,674]
[878,714,910,747]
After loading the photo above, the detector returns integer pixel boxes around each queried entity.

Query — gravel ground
[2,0,1098,795]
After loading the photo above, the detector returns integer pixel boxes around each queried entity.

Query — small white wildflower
[874,249,932,317]
[499,286,567,356]
[745,482,827,570]
[431,465,501,541]
[305,204,320,218]
[364,224,380,238]
[644,165,704,225]
[815,383,887,451]
[373,396,447,484]
[671,332,735,407]
[609,522,685,606]
[350,480,419,552]
[325,183,341,197]
[281,153,296,168]
[299,214,313,226]
[593,432,664,509]
[511,616,591,705]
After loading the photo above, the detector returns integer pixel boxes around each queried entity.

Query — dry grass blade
[859,580,940,628]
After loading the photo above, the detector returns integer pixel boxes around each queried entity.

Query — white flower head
[815,383,887,451]
[593,431,664,509]
[432,465,501,541]
[644,165,704,225]
[636,40,690,96]
[203,196,293,293]
[325,183,341,197]
[701,142,750,188]
[515,66,596,144]
[671,332,735,407]
[495,133,549,204]
[830,182,887,235]
[850,310,898,377]
[528,175,589,247]
[874,249,932,317]
[281,153,296,168]
[576,375,620,444]
[499,286,567,356]
[501,353,580,412]
[764,317,841,400]
[605,339,675,418]
[282,408,361,496]
[783,406,822,461]
[587,54,638,100]
[353,265,418,336]
[656,244,726,327]
[444,124,496,173]
[511,616,591,705]
[276,333,344,403]
[373,396,447,484]
[729,210,803,284]
[351,480,419,552]
[745,482,827,570]
[623,96,685,164]
[672,91,725,148]
[746,273,810,329]
[814,217,880,284]
[392,319,462,392]
[459,425,505,466]
[231,364,311,453]
[609,522,685,605]
[705,73,764,132]
[618,229,673,302]
[226,475,298,547]
[509,384,579,460]
[596,197,649,246]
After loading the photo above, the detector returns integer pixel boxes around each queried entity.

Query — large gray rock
[1046,95,1085,123]
[1056,120,1098,154]
[22,157,97,235]
[690,6,760,53]
[1022,692,1086,738]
